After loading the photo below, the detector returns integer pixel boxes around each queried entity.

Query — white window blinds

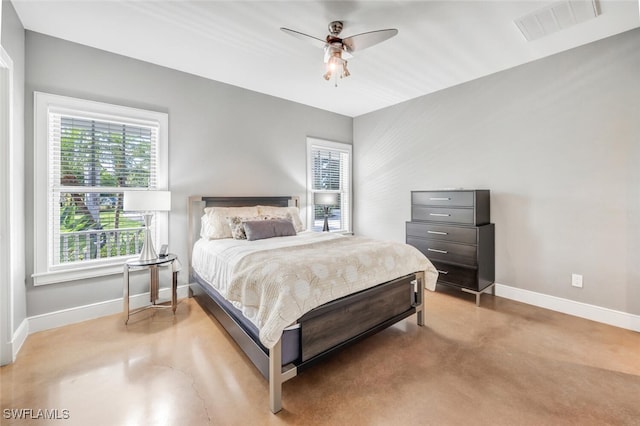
[307,138,352,232]
[48,113,160,266]
[50,115,157,190]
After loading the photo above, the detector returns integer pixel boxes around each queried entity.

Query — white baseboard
[28,285,190,334]
[11,318,28,362]
[495,283,640,333]
[22,283,638,347]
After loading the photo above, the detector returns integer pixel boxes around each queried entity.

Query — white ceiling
[11,0,640,117]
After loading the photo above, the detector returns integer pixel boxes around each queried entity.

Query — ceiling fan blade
[341,29,398,53]
[280,27,327,49]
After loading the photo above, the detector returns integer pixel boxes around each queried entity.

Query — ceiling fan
[280,21,398,85]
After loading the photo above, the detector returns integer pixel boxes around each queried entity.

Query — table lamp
[314,191,339,232]
[123,190,171,261]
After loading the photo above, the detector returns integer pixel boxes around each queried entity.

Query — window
[33,92,168,285]
[307,137,352,232]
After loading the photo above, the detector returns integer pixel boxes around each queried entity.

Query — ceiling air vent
[514,0,599,41]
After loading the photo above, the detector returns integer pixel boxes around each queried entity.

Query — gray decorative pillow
[243,218,297,241]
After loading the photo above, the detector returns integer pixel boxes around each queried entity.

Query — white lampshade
[314,191,339,206]
[123,190,170,261]
[123,190,171,212]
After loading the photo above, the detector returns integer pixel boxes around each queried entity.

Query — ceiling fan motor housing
[328,21,343,36]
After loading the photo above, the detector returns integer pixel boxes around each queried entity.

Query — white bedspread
[192,232,438,349]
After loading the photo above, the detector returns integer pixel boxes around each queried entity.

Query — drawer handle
[429,213,450,217]
[427,230,448,235]
[428,248,448,254]
[436,270,449,275]
[429,197,451,201]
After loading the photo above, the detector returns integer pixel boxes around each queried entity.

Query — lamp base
[322,207,330,232]
[139,213,158,261]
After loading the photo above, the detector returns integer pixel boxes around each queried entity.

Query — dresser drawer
[406,237,477,266]
[431,261,479,290]
[412,191,474,207]
[406,222,477,244]
[412,206,475,225]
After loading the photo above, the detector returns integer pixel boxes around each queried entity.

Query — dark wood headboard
[197,196,295,208]
[187,195,300,278]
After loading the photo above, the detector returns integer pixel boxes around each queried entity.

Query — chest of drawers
[406,190,495,305]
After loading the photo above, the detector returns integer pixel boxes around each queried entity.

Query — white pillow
[257,205,305,232]
[200,214,214,240]
[202,206,260,239]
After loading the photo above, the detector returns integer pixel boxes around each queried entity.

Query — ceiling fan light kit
[281,20,397,87]
[323,48,350,83]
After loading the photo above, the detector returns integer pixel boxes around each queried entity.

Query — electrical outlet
[571,273,583,288]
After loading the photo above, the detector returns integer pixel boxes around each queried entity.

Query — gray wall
[24,31,352,317]
[17,25,640,319]
[1,0,26,335]
[353,28,640,315]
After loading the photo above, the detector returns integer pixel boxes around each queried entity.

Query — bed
[187,195,438,413]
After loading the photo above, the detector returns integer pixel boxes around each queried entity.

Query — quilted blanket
[219,235,437,348]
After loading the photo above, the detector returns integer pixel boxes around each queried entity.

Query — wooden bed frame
[187,195,426,413]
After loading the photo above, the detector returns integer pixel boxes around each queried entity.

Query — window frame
[33,92,168,286]
[1,46,15,364]
[306,137,352,233]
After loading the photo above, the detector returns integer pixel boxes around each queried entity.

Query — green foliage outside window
[56,117,153,262]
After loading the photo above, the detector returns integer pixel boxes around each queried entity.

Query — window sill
[32,259,136,286]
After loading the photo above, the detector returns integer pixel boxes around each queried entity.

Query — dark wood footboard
[299,274,415,362]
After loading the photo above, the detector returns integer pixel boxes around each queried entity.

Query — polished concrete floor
[2,287,639,425]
